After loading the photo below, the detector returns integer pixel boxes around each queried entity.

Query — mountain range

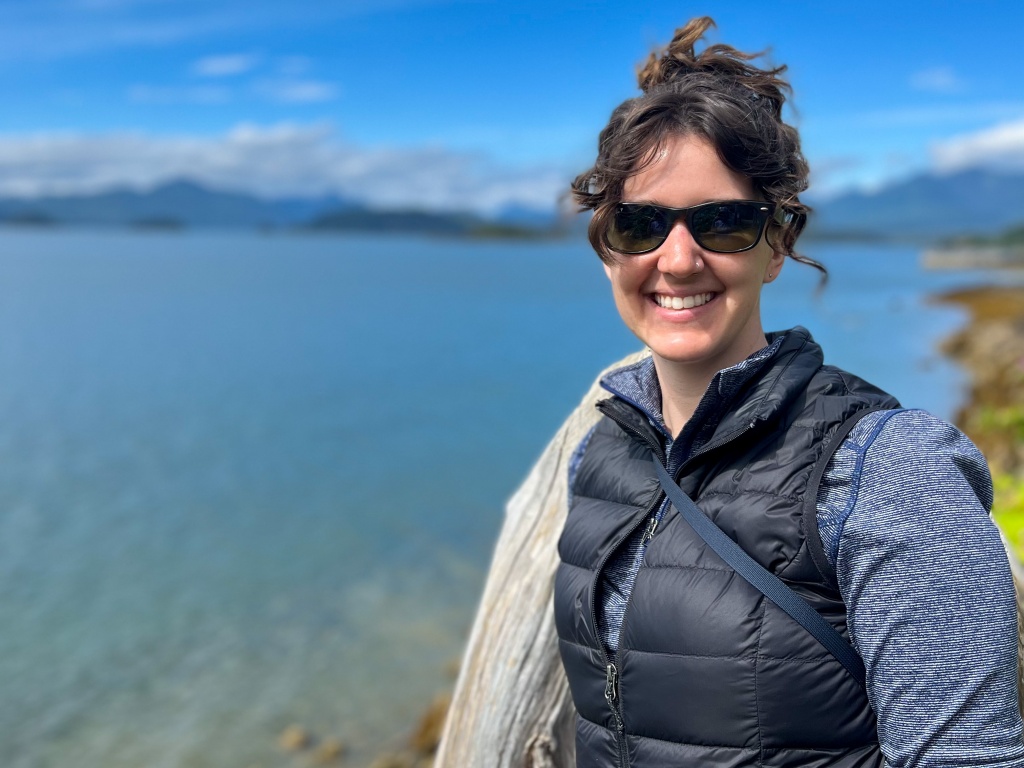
[806,168,1024,241]
[2,168,1023,242]
[0,180,349,229]
[0,179,564,238]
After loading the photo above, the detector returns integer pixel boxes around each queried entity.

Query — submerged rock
[409,692,451,755]
[368,752,415,768]
[278,723,312,752]
[312,736,346,764]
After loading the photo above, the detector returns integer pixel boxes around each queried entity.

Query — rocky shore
[273,689,451,768]
[923,246,1024,271]
[934,283,1024,556]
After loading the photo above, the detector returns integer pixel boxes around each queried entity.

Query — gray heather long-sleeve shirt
[568,340,1024,767]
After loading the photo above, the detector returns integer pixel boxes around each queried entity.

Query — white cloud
[855,101,1024,128]
[932,117,1024,172]
[0,123,567,214]
[256,79,339,104]
[909,66,965,94]
[192,53,259,77]
[67,0,183,11]
[277,55,311,76]
[805,102,1024,134]
[127,84,231,104]
[0,0,449,62]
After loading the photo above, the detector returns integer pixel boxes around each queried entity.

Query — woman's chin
[646,340,718,367]
[644,332,761,374]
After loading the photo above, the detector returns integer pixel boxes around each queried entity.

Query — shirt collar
[599,335,786,443]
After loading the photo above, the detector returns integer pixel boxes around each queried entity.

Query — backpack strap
[652,457,867,690]
[802,406,895,591]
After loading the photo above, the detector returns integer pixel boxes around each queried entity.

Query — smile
[653,292,716,310]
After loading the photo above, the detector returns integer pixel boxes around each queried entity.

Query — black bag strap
[652,458,867,690]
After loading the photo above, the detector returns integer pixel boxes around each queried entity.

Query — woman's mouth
[653,292,716,310]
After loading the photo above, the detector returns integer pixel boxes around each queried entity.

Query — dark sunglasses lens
[608,205,669,253]
[690,202,764,252]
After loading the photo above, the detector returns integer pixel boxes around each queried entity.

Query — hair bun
[636,16,787,119]
[636,16,715,92]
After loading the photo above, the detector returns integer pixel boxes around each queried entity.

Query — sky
[1,0,1023,213]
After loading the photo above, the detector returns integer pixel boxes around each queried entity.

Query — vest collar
[597,327,824,458]
[723,326,823,431]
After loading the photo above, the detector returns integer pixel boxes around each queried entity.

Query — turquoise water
[0,229,997,767]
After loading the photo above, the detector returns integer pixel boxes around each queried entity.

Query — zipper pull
[604,663,618,702]
[642,516,659,545]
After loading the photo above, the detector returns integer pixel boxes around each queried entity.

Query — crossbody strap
[652,458,867,690]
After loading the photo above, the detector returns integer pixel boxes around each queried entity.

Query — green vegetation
[977,404,1024,444]
[1,211,57,226]
[982,399,1024,559]
[937,287,1024,561]
[993,472,1024,561]
[466,222,556,240]
[305,208,557,240]
[942,223,1024,248]
[130,217,185,231]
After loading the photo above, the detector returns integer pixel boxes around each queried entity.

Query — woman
[553,17,1024,768]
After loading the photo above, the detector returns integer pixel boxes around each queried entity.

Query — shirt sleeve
[567,423,598,510]
[816,408,1024,768]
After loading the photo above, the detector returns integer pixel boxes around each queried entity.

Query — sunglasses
[604,200,776,255]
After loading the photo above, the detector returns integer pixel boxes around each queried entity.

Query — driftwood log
[434,350,648,768]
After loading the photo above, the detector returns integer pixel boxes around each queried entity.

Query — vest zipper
[605,662,629,767]
[587,404,671,768]
[677,418,762,478]
[588,482,663,768]
[589,406,767,767]
[641,516,659,545]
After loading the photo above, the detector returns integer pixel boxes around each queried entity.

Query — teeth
[656,292,713,309]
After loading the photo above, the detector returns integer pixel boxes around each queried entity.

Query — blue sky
[1,0,1023,212]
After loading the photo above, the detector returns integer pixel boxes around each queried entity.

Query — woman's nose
[655,221,705,276]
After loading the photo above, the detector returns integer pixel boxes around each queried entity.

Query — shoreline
[923,247,1024,271]
[933,284,1024,557]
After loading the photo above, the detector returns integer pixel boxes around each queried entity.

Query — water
[0,229,998,767]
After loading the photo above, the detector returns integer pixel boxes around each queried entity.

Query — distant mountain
[492,202,560,228]
[0,180,350,229]
[0,179,555,238]
[808,168,1024,242]
[304,206,558,240]
[306,207,480,234]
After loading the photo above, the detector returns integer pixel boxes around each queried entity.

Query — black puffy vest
[554,328,899,768]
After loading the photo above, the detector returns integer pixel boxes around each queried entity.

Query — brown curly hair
[572,17,823,276]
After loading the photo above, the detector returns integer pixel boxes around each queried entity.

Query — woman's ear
[764,251,785,283]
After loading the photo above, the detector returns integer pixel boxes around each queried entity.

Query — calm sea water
[0,229,1000,768]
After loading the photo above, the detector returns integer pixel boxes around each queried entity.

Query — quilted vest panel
[555,328,899,768]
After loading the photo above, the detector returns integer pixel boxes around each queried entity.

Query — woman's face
[603,133,785,378]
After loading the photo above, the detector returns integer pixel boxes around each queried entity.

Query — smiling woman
[437,15,1024,768]
[598,135,785,421]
